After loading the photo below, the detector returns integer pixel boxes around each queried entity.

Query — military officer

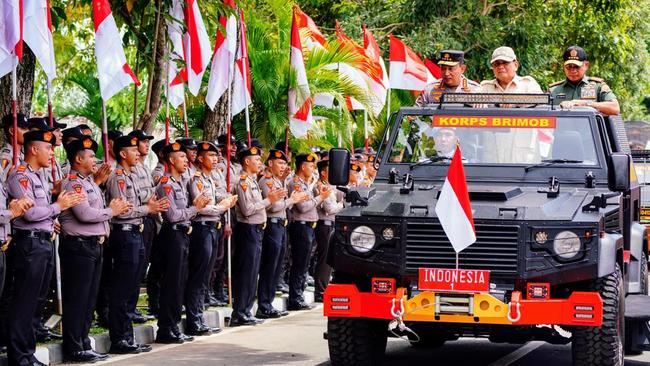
[185,142,237,335]
[106,135,168,354]
[155,142,210,343]
[313,160,345,302]
[59,137,131,363]
[230,147,285,326]
[549,46,620,116]
[0,113,30,182]
[416,50,480,106]
[287,153,330,311]
[256,150,308,319]
[6,130,84,366]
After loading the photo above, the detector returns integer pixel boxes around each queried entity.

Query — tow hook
[507,291,522,323]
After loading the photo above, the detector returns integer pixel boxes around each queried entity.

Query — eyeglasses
[491,60,512,68]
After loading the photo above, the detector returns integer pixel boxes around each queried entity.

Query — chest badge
[580,84,597,99]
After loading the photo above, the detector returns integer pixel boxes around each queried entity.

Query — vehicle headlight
[553,231,581,259]
[349,226,376,253]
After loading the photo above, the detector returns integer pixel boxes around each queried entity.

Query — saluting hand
[109,197,132,216]
[56,190,85,210]
[267,188,286,204]
[147,196,169,214]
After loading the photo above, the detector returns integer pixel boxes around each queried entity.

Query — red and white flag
[0,0,22,78]
[92,0,140,101]
[288,6,312,138]
[335,21,368,112]
[23,0,55,80]
[424,58,442,80]
[388,34,434,91]
[166,0,185,108]
[434,145,476,253]
[183,0,211,96]
[231,10,251,117]
[205,0,236,110]
[363,25,389,117]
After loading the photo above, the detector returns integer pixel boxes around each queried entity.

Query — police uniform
[145,140,166,316]
[185,142,227,334]
[288,154,323,310]
[416,50,479,106]
[177,138,198,188]
[6,130,58,366]
[58,138,110,361]
[155,142,199,342]
[231,147,270,325]
[256,150,292,318]
[105,136,150,352]
[209,164,229,304]
[0,185,11,299]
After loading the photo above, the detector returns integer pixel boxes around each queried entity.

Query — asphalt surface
[90,305,650,366]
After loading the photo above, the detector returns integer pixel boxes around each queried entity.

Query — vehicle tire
[328,317,388,366]
[572,264,624,366]
[625,253,647,355]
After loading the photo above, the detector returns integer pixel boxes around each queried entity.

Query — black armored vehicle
[323,94,650,366]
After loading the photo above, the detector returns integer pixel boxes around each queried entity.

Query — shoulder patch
[293,184,301,192]
[73,184,83,194]
[68,173,78,180]
[548,80,564,88]
[240,182,248,191]
[19,177,29,190]
[265,181,273,189]
[588,76,604,83]
[1,159,8,169]
[163,185,172,196]
[17,165,26,173]
[196,181,204,191]
[160,176,169,184]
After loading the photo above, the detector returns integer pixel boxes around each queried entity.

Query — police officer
[151,139,166,184]
[0,113,30,182]
[106,135,168,354]
[288,153,330,311]
[6,129,84,366]
[208,148,230,307]
[59,137,131,363]
[230,147,285,326]
[416,50,480,106]
[176,138,198,187]
[549,46,620,116]
[256,150,307,318]
[106,130,123,168]
[0,183,32,300]
[186,142,237,334]
[155,142,210,343]
[146,139,166,316]
[27,117,67,193]
[216,134,241,191]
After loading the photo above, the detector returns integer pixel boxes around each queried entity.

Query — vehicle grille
[604,208,620,233]
[405,221,520,274]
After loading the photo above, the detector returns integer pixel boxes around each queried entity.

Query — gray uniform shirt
[152,162,165,184]
[106,164,149,225]
[189,171,227,223]
[289,175,323,222]
[157,174,197,225]
[7,163,60,232]
[0,143,24,182]
[216,160,242,193]
[259,173,292,219]
[235,173,269,224]
[59,170,112,236]
[0,185,12,241]
[132,162,156,203]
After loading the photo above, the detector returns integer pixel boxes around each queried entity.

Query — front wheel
[571,264,624,366]
[327,317,388,366]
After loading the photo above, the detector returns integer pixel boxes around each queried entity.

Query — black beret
[26,117,56,132]
[162,141,185,157]
[24,129,56,146]
[317,159,329,172]
[274,141,292,153]
[217,134,236,147]
[2,113,29,128]
[128,129,154,141]
[62,127,85,142]
[295,153,317,168]
[151,139,166,155]
[65,137,98,161]
[237,146,262,161]
[77,123,92,131]
[176,137,197,150]
[267,149,288,163]
[107,130,123,141]
[250,138,263,149]
[112,135,139,158]
[197,141,219,154]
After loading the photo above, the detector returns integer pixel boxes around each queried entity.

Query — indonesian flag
[335,21,368,112]
[0,0,22,78]
[230,10,251,117]
[434,145,476,253]
[166,0,185,108]
[205,0,236,110]
[288,6,312,138]
[23,0,55,80]
[424,58,442,80]
[363,25,389,117]
[183,0,212,96]
[92,0,140,101]
[389,34,434,91]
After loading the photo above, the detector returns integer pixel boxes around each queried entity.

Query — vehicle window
[388,114,599,166]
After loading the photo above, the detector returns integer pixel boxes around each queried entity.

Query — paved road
[94,305,650,366]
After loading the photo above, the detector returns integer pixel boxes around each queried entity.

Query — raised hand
[267,188,287,203]
[109,197,132,216]
[93,163,112,185]
[147,196,169,214]
[193,193,211,210]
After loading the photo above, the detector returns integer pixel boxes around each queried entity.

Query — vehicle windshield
[388,114,599,166]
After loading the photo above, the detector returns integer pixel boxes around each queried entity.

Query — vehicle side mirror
[328,148,350,186]
[608,153,631,192]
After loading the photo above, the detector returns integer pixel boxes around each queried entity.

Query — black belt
[112,223,144,232]
[164,223,193,235]
[294,221,317,229]
[13,229,53,241]
[193,221,221,227]
[268,217,288,227]
[318,220,334,226]
[62,234,106,244]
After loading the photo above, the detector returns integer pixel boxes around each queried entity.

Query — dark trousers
[314,221,335,296]
[60,236,103,354]
[205,225,223,302]
[185,222,218,329]
[231,223,263,320]
[211,226,228,300]
[257,221,286,312]
[127,216,155,319]
[7,235,53,366]
[32,240,54,333]
[146,225,162,313]
[108,229,144,344]
[95,237,113,324]
[157,225,189,334]
[0,249,5,300]
[288,222,315,305]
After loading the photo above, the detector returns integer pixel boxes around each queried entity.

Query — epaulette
[588,76,604,83]
[16,165,26,173]
[264,174,272,179]
[194,171,201,177]
[116,169,124,175]
[68,173,78,180]
[160,176,169,184]
[240,174,247,180]
[548,80,564,88]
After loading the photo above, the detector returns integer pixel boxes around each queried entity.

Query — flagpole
[238,11,251,147]
[385,89,391,142]
[101,101,109,163]
[226,46,235,307]
[363,109,369,153]
[47,78,56,182]
[182,85,189,138]
[165,51,171,145]
[11,57,18,166]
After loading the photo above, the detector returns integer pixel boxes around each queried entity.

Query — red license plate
[418,268,490,292]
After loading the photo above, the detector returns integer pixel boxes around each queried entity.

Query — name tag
[580,85,597,99]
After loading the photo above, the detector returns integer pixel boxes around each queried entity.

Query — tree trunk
[202,93,229,141]
[138,4,166,133]
[0,46,36,145]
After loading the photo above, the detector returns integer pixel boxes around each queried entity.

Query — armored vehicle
[323,94,650,366]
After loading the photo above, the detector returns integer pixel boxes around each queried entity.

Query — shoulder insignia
[548,80,564,88]
[294,184,301,192]
[240,182,248,191]
[163,185,172,196]
[197,181,204,191]
[73,184,83,194]
[1,159,7,169]
[19,177,29,190]
[160,176,169,184]
[462,78,470,92]
[264,174,272,179]
[68,173,78,180]
[17,165,26,173]
[588,76,604,83]
[265,181,273,189]
[118,179,125,191]
[601,83,613,93]
[194,171,201,177]
[116,169,124,175]
[240,174,247,180]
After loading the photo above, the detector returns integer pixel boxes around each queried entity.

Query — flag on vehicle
[0,0,22,78]
[389,34,434,91]
[183,0,211,96]
[23,0,56,80]
[92,0,140,101]
[205,0,237,110]
[288,5,313,138]
[166,0,185,108]
[434,145,476,253]
[231,10,251,118]
[363,25,389,117]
